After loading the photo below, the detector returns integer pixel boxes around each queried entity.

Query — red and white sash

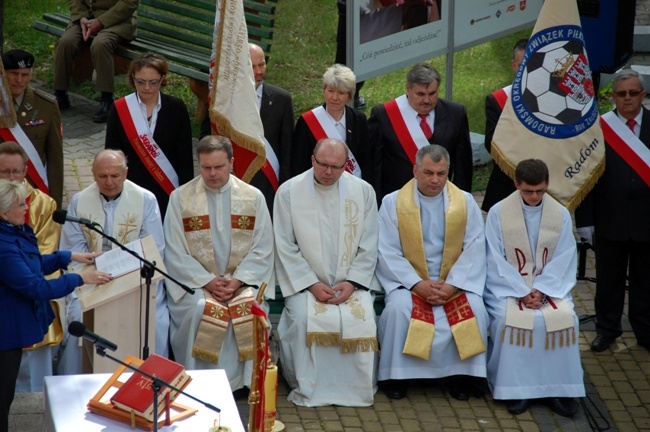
[383,95,431,165]
[259,136,280,190]
[600,111,650,188]
[0,125,49,194]
[114,94,179,195]
[301,106,362,177]
[492,85,511,110]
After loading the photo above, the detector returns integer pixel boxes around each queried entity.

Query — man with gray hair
[274,138,380,406]
[163,135,274,395]
[369,64,472,201]
[376,144,488,401]
[576,68,650,352]
[58,149,167,374]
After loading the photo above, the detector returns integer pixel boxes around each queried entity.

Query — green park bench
[32,0,277,118]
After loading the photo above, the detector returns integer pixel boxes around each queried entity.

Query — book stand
[87,355,197,431]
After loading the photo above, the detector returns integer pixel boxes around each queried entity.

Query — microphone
[53,209,99,227]
[68,321,118,352]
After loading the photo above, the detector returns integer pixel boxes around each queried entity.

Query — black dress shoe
[590,334,617,352]
[56,92,70,110]
[354,95,367,109]
[93,100,113,123]
[506,399,530,414]
[447,379,470,401]
[379,379,408,399]
[546,397,577,417]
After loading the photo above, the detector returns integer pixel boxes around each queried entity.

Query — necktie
[626,118,637,133]
[419,113,432,139]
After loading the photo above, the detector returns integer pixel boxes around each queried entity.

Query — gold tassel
[501,327,506,343]
[516,328,521,346]
[572,327,576,345]
[559,330,564,348]
[306,332,341,347]
[238,348,254,362]
[545,333,549,350]
[552,332,556,349]
[192,347,220,365]
[509,327,514,345]
[529,330,533,348]
[341,338,379,353]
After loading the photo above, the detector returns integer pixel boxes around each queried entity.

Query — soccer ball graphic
[520,40,595,125]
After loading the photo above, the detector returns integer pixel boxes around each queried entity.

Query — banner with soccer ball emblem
[491,0,604,211]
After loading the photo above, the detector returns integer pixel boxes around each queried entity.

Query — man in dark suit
[200,43,294,215]
[576,69,650,352]
[369,63,472,201]
[481,38,528,212]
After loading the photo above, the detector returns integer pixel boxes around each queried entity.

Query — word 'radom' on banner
[491,0,604,211]
[207,0,266,183]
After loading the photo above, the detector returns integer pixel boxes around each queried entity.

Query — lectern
[73,235,165,373]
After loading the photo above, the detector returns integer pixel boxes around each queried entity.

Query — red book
[110,354,192,422]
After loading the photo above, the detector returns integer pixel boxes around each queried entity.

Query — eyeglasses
[613,89,643,97]
[133,76,163,87]
[0,169,25,176]
[313,155,346,171]
[520,188,547,196]
[11,202,28,210]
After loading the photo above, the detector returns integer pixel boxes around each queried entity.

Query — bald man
[57,149,168,374]
[200,43,294,215]
[274,138,380,406]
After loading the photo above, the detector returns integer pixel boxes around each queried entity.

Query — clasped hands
[309,281,355,305]
[204,276,243,302]
[521,288,544,309]
[412,279,457,306]
[79,17,103,41]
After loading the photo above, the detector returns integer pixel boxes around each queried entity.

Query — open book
[94,239,144,278]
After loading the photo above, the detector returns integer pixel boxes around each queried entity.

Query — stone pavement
[9,3,650,431]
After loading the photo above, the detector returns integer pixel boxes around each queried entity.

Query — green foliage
[10,0,539,190]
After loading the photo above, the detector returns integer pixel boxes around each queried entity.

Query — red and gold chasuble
[396,179,486,361]
[179,175,258,363]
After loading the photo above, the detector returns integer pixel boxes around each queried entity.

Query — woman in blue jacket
[0,180,112,432]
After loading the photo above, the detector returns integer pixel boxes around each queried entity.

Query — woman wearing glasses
[291,64,377,192]
[0,180,111,432]
[105,52,194,215]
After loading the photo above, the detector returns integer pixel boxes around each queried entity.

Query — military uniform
[53,0,138,94]
[6,87,64,208]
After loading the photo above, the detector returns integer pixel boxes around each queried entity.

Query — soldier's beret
[2,49,35,70]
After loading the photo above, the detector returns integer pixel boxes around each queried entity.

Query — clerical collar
[520,194,544,209]
[203,176,232,193]
[416,187,443,204]
[312,175,339,191]
[101,191,122,202]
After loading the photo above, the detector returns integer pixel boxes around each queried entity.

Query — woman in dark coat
[292,64,378,192]
[105,52,194,216]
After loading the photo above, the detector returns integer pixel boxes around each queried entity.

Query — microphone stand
[82,222,193,360]
[95,346,221,432]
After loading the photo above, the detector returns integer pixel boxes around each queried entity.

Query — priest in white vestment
[377,144,488,401]
[485,159,584,417]
[58,149,168,374]
[163,136,274,393]
[274,138,380,407]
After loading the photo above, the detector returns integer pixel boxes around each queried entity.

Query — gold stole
[24,184,64,349]
[397,179,485,360]
[76,180,144,252]
[500,192,577,349]
[179,176,258,364]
